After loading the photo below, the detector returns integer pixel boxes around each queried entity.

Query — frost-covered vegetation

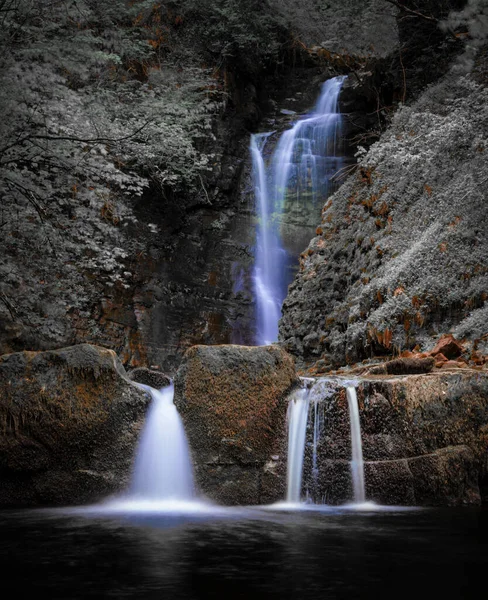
[0,0,226,212]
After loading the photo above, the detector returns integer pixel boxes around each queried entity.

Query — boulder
[174,344,297,505]
[429,334,465,360]
[0,344,149,507]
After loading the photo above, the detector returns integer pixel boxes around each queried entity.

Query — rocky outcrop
[174,344,297,505]
[280,60,488,369]
[128,367,170,389]
[302,371,488,505]
[0,344,149,507]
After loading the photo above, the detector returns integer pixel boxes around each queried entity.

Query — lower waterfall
[130,383,195,502]
[285,379,367,505]
[286,386,311,503]
[346,386,366,504]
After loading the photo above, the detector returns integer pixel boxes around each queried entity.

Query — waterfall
[311,398,320,495]
[251,76,346,345]
[346,386,365,503]
[130,383,195,501]
[251,131,284,345]
[286,387,311,503]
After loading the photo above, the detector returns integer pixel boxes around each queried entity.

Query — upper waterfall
[251,76,346,345]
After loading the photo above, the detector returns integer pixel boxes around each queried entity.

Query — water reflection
[0,507,486,599]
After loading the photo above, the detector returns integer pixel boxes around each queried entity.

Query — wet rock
[174,344,297,505]
[301,371,488,505]
[128,367,170,389]
[0,344,149,507]
[408,446,480,506]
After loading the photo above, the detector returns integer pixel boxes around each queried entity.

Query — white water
[250,131,283,345]
[286,387,311,503]
[129,383,195,502]
[251,76,345,345]
[346,386,365,503]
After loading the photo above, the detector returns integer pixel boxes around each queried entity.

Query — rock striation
[0,344,149,507]
[174,344,297,505]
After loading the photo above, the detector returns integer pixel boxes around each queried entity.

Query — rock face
[174,344,297,505]
[280,61,488,369]
[301,371,488,506]
[0,344,149,507]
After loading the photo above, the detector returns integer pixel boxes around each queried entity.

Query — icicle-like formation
[286,387,311,503]
[130,383,195,501]
[346,386,365,503]
[251,76,345,345]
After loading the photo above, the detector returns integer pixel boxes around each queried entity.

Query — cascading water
[284,378,367,506]
[251,132,283,345]
[252,76,346,345]
[346,386,365,503]
[130,383,195,502]
[286,386,311,503]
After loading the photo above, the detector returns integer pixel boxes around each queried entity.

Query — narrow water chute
[286,387,311,503]
[130,383,195,501]
[346,386,365,503]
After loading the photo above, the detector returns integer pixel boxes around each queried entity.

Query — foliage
[0,0,225,218]
[167,0,288,75]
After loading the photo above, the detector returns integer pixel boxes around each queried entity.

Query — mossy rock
[0,344,149,507]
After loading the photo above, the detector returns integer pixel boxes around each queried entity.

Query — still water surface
[0,505,486,599]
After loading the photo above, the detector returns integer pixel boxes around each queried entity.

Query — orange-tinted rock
[0,344,149,507]
[471,352,486,365]
[174,344,297,505]
[441,360,464,369]
[430,334,464,359]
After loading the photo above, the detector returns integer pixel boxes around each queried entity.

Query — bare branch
[383,0,438,23]
[0,120,153,158]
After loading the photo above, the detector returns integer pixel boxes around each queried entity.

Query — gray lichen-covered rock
[0,344,149,507]
[280,63,488,368]
[301,371,488,505]
[174,344,297,505]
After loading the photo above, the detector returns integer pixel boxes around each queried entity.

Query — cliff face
[280,56,488,369]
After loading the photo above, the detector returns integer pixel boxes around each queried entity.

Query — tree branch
[0,120,153,157]
[383,0,438,23]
